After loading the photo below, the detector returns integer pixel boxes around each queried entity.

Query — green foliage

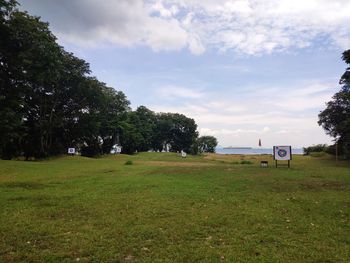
[0,2,200,159]
[120,106,156,154]
[303,144,328,155]
[0,1,129,159]
[124,160,133,165]
[319,50,350,158]
[340,50,350,85]
[154,113,198,153]
[194,135,218,154]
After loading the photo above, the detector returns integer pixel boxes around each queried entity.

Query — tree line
[0,1,217,159]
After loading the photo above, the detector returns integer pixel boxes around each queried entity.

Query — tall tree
[0,2,64,158]
[154,113,198,153]
[99,85,130,154]
[318,50,350,157]
[0,0,25,158]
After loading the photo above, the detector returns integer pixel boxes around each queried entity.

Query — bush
[124,160,133,165]
[303,144,327,155]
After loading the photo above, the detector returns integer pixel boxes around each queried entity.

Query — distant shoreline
[223,147,252,149]
[216,147,304,155]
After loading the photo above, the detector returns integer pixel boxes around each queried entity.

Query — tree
[133,106,157,151]
[0,0,201,158]
[0,2,64,158]
[196,135,218,153]
[340,50,350,85]
[98,85,130,154]
[0,1,130,159]
[119,106,156,154]
[154,113,198,153]
[318,50,350,158]
[0,1,26,158]
[119,113,143,154]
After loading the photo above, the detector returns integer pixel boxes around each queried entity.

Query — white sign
[115,146,122,153]
[273,146,292,161]
[68,148,76,154]
[110,144,122,154]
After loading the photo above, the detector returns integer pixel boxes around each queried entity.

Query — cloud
[200,126,271,136]
[155,85,204,99]
[19,0,350,54]
[150,79,337,147]
[19,0,189,51]
[183,0,350,54]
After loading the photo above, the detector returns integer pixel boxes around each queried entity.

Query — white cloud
[150,79,337,147]
[20,0,350,54]
[155,85,204,99]
[185,0,350,54]
[145,17,188,51]
[20,0,189,51]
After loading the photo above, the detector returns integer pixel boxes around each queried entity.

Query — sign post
[273,146,292,168]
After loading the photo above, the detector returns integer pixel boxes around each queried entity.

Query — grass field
[0,153,349,262]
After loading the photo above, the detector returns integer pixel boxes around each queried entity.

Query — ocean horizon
[215,147,304,155]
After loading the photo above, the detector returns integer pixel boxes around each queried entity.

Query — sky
[18,0,350,148]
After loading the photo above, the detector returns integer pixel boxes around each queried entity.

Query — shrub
[303,144,327,155]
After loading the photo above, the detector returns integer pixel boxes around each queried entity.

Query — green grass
[0,153,349,262]
[309,151,327,157]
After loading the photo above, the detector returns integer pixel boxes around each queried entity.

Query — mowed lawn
[0,153,349,262]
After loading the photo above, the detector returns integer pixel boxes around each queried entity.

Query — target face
[273,146,291,160]
[68,148,75,154]
[278,149,287,157]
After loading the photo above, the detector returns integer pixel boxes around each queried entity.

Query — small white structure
[68,148,76,155]
[181,150,187,158]
[110,144,122,154]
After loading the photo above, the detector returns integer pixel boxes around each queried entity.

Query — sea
[215,148,304,155]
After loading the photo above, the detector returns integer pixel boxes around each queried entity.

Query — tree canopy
[318,50,350,158]
[196,136,218,153]
[0,1,213,159]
